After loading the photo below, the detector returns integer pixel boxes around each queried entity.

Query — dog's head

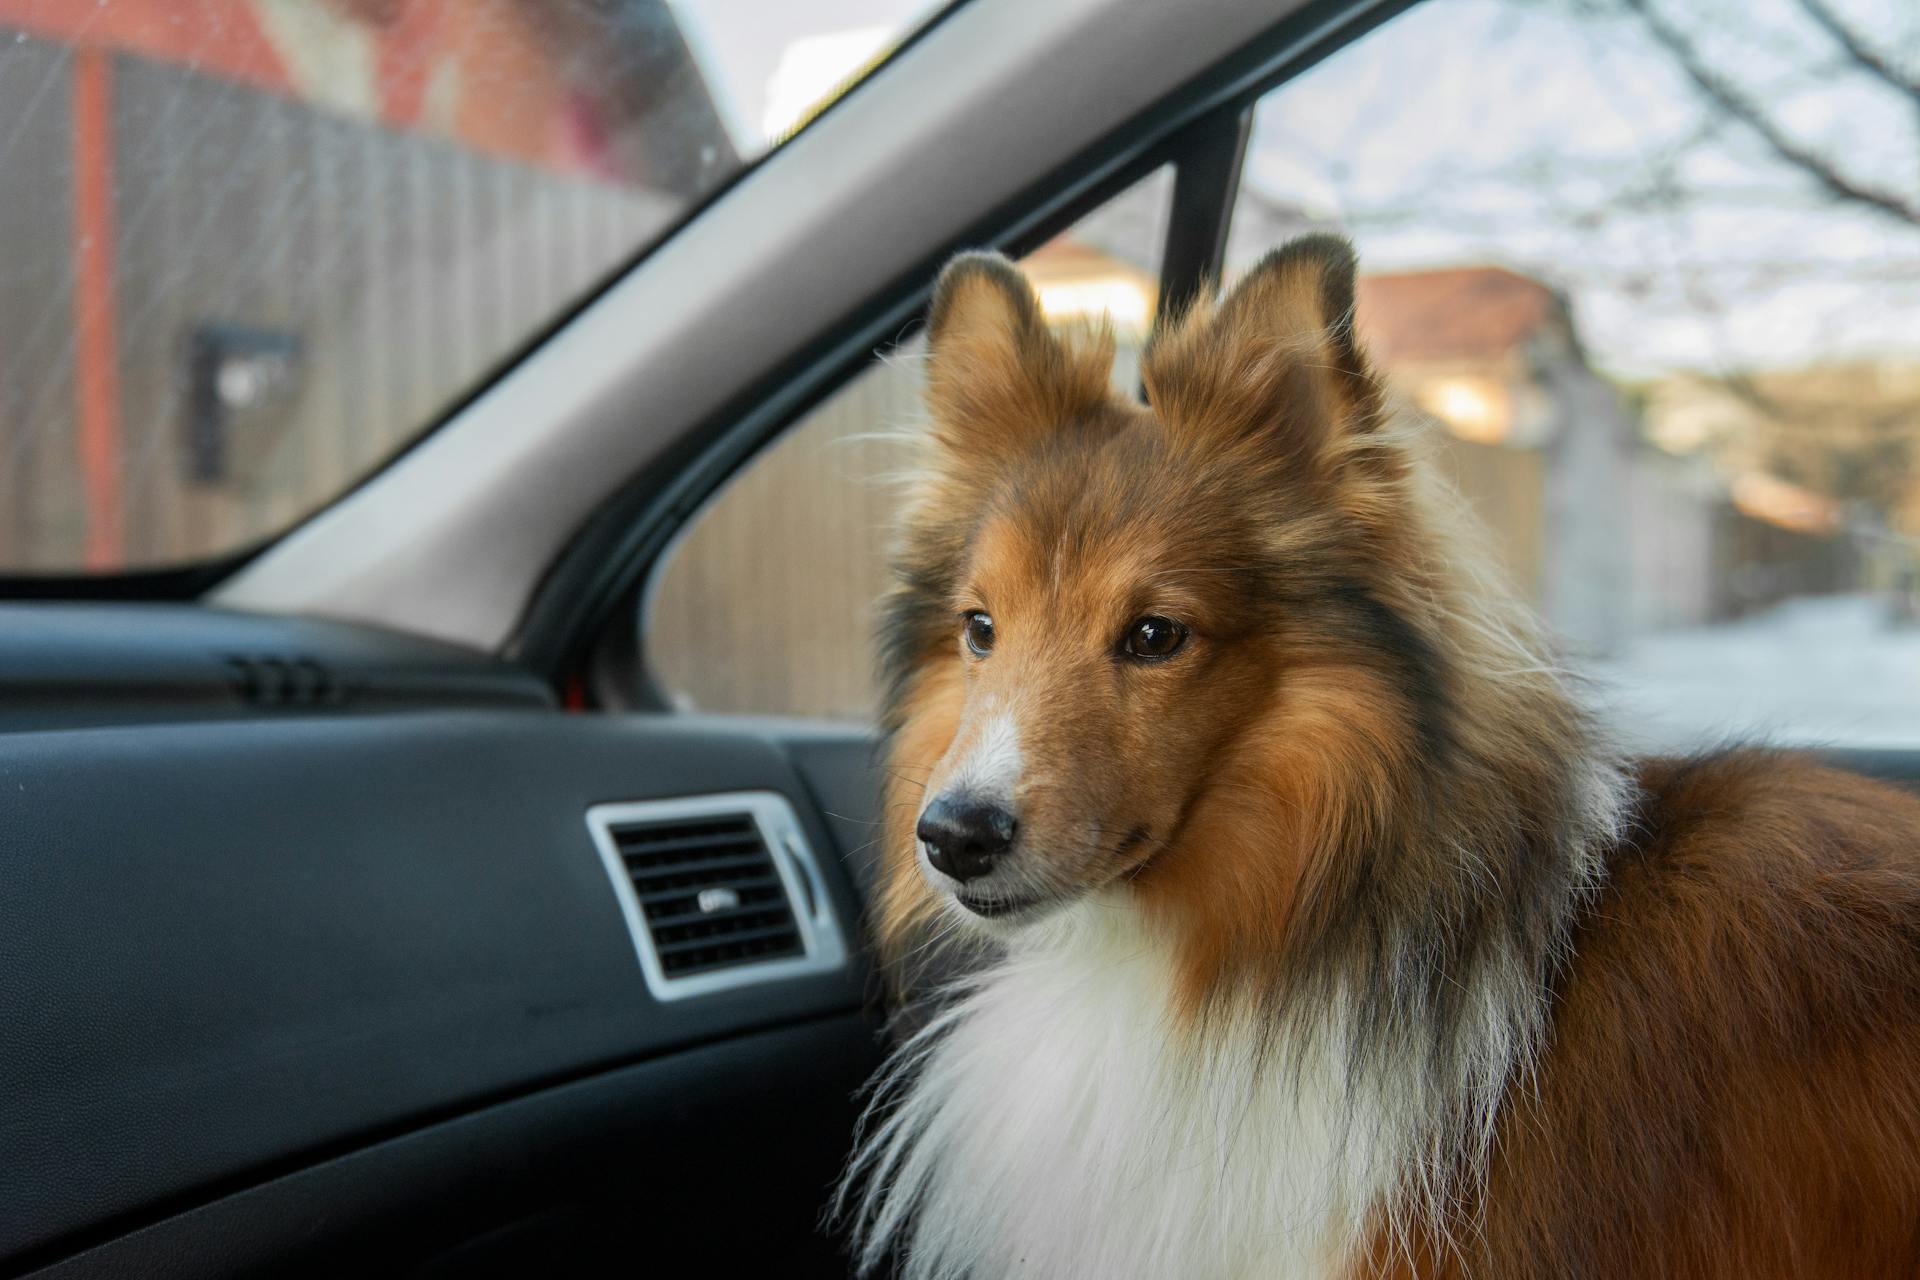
[880,236,1434,948]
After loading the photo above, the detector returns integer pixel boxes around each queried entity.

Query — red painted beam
[71,46,123,570]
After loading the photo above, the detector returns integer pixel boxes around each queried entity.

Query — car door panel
[0,709,877,1275]
[21,1016,872,1278]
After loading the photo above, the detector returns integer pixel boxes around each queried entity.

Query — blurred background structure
[0,0,1915,744]
[0,0,739,570]
[656,0,1920,744]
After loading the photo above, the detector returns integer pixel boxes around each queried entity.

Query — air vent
[615,813,801,976]
[586,792,846,1000]
[224,654,345,709]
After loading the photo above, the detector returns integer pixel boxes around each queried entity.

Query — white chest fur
[846,898,1404,1280]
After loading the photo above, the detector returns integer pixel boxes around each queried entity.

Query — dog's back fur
[1381,751,1920,1279]
[843,237,1920,1278]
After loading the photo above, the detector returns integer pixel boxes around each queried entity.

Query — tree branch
[1794,0,1920,106]
[1624,0,1920,226]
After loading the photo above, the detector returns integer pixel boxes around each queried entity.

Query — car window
[0,0,949,574]
[647,167,1174,718]
[1228,0,1919,748]
[648,0,1918,747]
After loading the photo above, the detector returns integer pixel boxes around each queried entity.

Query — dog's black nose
[917,796,1017,882]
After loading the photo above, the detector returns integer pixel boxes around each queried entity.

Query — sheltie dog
[838,235,1920,1278]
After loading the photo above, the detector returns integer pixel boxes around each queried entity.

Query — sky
[668,0,935,142]
[671,0,1920,380]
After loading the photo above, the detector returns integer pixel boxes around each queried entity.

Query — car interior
[2,0,1916,1274]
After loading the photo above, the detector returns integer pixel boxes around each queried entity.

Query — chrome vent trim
[586,791,847,1000]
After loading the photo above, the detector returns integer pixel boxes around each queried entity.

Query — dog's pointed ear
[1143,234,1382,466]
[923,252,1115,459]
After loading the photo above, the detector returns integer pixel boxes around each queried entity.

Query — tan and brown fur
[861,235,1920,1276]
[1360,753,1920,1279]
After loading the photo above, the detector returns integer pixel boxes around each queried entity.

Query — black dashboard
[0,604,555,730]
[0,606,885,1277]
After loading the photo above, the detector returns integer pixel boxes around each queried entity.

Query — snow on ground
[1583,594,1920,753]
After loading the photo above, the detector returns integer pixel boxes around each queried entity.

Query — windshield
[0,0,945,574]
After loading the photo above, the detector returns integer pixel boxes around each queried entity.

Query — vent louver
[224,654,344,709]
[587,793,846,1000]
[613,814,802,977]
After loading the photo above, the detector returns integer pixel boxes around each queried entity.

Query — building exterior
[1354,264,1863,654]
[1355,265,1638,654]
[3,3,1871,711]
[0,0,735,571]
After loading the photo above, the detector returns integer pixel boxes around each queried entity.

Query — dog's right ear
[923,252,1114,460]
[1143,234,1384,474]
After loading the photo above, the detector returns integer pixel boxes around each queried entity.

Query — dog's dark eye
[1123,615,1187,661]
[963,612,996,656]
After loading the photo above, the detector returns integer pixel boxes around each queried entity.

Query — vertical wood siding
[107,51,670,565]
[0,33,670,570]
[649,347,930,719]
[0,36,80,570]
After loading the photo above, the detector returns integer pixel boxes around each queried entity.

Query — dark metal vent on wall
[587,793,846,1000]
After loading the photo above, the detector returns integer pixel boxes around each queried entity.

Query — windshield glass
[0,0,945,574]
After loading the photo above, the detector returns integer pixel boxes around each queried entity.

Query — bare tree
[1608,0,1918,517]
[1236,0,1920,527]
[1619,0,1919,226]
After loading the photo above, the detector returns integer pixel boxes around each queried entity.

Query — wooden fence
[0,32,666,570]
[649,347,928,718]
